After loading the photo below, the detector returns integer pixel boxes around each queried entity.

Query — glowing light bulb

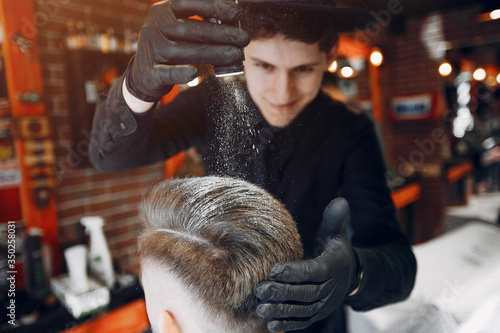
[490,9,500,20]
[370,49,383,66]
[496,73,500,84]
[328,61,338,73]
[473,68,486,81]
[439,62,452,76]
[340,66,354,78]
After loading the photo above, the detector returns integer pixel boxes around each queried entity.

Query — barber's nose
[274,72,295,103]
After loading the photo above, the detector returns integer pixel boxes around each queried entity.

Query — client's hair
[138,176,303,333]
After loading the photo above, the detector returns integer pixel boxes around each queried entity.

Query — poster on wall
[389,92,439,121]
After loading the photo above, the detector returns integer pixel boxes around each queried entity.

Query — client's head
[138,176,303,333]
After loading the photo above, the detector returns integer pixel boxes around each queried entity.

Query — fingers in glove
[267,318,316,333]
[171,0,244,23]
[156,42,245,66]
[255,279,335,302]
[322,198,349,236]
[159,19,250,47]
[268,258,331,283]
[256,301,323,319]
[152,64,198,85]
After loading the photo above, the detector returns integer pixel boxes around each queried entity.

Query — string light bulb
[490,9,500,20]
[340,66,354,78]
[439,62,452,76]
[328,61,338,73]
[473,68,486,81]
[370,48,383,66]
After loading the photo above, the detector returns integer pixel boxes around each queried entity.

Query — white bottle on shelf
[80,216,115,289]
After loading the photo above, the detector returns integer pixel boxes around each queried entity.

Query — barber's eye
[257,62,272,70]
[295,66,313,73]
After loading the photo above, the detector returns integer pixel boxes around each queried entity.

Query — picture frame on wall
[389,92,440,121]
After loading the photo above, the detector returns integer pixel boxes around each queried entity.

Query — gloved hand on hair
[125,0,250,102]
[254,198,362,332]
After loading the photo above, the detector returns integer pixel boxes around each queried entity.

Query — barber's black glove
[125,0,250,102]
[254,198,361,332]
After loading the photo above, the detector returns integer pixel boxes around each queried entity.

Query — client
[138,176,303,333]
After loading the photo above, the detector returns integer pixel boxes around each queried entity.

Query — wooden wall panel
[0,0,59,270]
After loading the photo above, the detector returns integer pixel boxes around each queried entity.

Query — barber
[89,0,417,332]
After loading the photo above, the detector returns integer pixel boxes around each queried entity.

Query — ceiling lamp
[439,62,452,77]
[490,9,500,20]
[339,66,354,78]
[370,48,383,67]
[473,68,486,81]
[477,8,500,22]
[328,60,338,73]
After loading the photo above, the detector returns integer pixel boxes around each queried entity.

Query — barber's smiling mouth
[269,101,299,112]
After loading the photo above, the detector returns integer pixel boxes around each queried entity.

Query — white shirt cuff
[122,78,155,113]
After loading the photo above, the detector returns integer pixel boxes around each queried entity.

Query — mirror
[444,40,500,192]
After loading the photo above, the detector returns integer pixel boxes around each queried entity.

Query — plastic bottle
[24,228,51,301]
[80,217,115,289]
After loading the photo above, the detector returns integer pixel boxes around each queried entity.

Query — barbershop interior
[1,0,500,332]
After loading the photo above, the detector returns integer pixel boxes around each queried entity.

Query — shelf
[7,275,146,333]
[63,49,131,168]
[391,182,422,210]
[0,98,11,117]
[447,160,473,184]
[0,116,18,189]
[63,299,149,333]
[0,184,20,191]
[0,160,21,189]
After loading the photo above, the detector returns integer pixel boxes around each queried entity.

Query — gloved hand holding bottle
[254,198,362,332]
[125,0,250,102]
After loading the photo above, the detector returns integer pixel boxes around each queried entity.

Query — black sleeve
[340,114,417,310]
[89,75,210,172]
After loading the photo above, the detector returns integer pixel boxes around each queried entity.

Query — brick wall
[379,13,452,242]
[34,0,500,269]
[365,4,500,242]
[35,0,161,273]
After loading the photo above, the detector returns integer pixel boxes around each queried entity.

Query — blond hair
[138,176,303,332]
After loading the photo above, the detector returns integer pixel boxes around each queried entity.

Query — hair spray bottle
[80,217,115,289]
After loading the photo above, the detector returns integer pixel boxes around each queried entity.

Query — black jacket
[90,76,416,332]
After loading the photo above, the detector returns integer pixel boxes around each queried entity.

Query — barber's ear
[158,311,181,333]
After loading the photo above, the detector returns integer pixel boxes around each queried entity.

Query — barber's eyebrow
[249,56,321,68]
